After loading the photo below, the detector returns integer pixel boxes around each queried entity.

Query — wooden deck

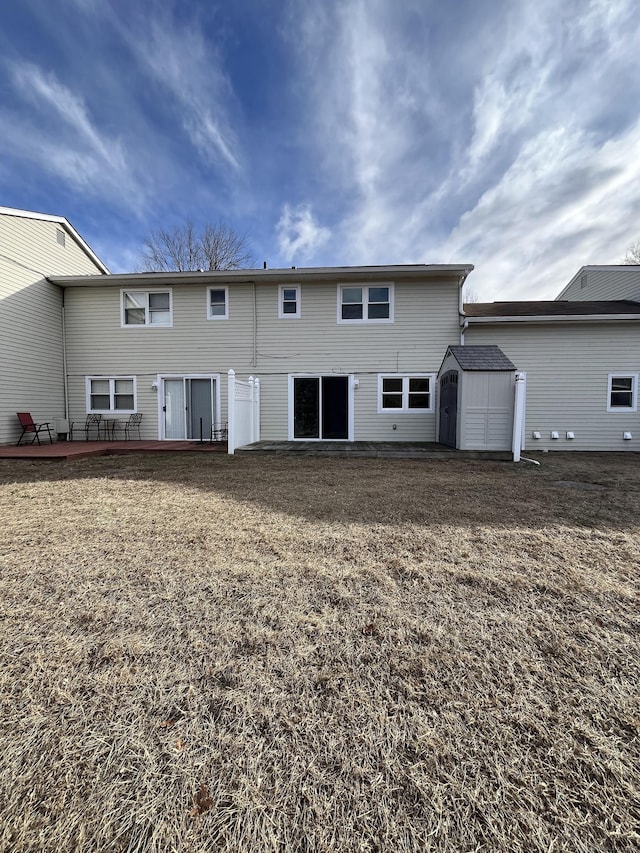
[0,440,227,461]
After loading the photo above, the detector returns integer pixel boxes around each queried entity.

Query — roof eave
[49,263,475,287]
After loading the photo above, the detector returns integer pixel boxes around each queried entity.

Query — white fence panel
[227,370,261,454]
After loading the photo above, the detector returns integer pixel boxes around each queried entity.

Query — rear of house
[52,265,472,444]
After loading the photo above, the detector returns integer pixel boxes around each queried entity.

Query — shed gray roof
[446,345,516,371]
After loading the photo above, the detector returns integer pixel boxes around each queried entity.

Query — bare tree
[622,240,640,265]
[138,221,255,271]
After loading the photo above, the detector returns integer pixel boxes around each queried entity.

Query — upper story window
[122,290,172,327]
[86,376,136,413]
[607,374,637,412]
[378,374,434,413]
[338,284,394,323]
[279,285,301,318]
[207,286,229,320]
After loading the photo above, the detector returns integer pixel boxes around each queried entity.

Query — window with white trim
[279,285,301,318]
[338,284,393,323]
[607,374,637,412]
[86,377,136,413]
[207,286,229,319]
[378,374,434,413]
[122,290,172,326]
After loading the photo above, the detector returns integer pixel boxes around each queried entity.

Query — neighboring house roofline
[0,205,110,274]
[556,264,640,299]
[49,263,474,287]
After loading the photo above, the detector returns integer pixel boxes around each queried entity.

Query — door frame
[288,374,355,441]
[156,374,220,440]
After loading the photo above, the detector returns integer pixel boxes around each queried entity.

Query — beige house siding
[557,267,640,302]
[64,276,461,441]
[0,213,105,444]
[466,322,640,451]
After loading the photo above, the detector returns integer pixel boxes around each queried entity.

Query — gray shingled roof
[447,345,516,371]
[464,300,640,317]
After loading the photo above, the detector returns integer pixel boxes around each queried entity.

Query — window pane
[383,378,403,392]
[125,307,145,325]
[149,310,170,325]
[369,287,389,303]
[210,304,226,316]
[408,394,430,409]
[283,289,297,301]
[91,379,110,395]
[114,379,133,394]
[409,378,430,393]
[612,377,632,392]
[342,303,363,320]
[114,395,134,410]
[125,292,146,309]
[283,301,297,313]
[90,394,110,410]
[342,287,362,304]
[149,292,170,310]
[368,303,390,319]
[382,394,403,408]
[210,290,225,304]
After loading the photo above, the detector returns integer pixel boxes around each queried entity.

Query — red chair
[16,413,53,446]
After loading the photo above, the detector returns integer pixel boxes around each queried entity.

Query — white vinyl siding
[557,267,640,301]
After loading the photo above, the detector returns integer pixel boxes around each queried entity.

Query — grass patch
[0,453,638,852]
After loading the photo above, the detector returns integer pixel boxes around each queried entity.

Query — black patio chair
[16,412,53,446]
[116,412,142,440]
[70,414,102,441]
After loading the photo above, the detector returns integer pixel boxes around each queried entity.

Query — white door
[163,379,186,439]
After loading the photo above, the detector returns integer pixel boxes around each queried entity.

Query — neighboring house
[0,207,108,445]
[47,265,473,443]
[464,300,640,452]
[556,265,640,302]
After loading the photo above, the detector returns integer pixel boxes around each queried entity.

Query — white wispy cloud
[282,0,640,297]
[2,60,146,212]
[119,10,242,173]
[277,204,330,262]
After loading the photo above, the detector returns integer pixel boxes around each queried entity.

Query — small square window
[207,287,229,320]
[607,374,637,412]
[279,285,301,318]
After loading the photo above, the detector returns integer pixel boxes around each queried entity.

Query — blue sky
[1,0,640,299]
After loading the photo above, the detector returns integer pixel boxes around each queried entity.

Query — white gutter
[458,268,473,344]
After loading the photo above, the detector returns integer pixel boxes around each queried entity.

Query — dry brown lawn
[0,452,638,852]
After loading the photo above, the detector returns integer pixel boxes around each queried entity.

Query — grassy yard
[0,452,638,852]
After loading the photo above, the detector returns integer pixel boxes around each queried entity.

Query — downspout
[61,288,69,420]
[252,281,257,368]
[458,269,471,345]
